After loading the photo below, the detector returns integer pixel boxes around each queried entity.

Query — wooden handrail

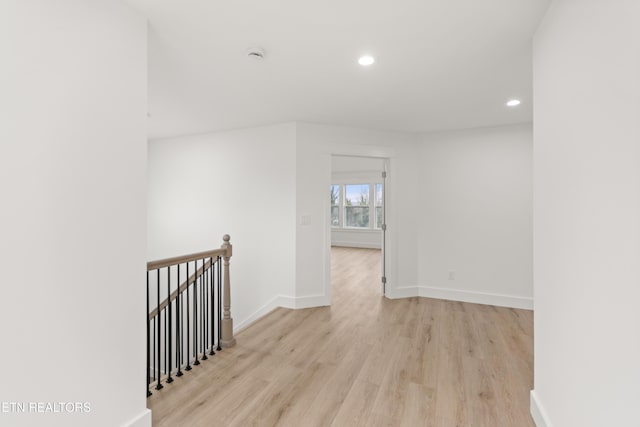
[147,248,227,271]
[148,257,215,320]
[146,235,234,345]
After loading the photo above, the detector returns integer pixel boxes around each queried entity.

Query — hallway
[147,247,534,426]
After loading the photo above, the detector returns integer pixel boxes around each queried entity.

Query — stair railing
[146,234,235,397]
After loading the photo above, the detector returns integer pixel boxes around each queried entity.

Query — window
[345,184,370,228]
[330,182,383,230]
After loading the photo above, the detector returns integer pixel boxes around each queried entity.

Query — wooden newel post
[220,234,236,347]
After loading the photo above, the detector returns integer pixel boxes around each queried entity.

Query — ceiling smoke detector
[247,47,265,60]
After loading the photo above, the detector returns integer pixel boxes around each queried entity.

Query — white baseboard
[233,295,282,333]
[419,286,533,310]
[124,409,152,427]
[385,286,421,299]
[385,285,533,310]
[331,242,381,249]
[279,294,331,309]
[233,294,330,334]
[530,390,553,427]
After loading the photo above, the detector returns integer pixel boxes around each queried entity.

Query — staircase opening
[145,234,236,398]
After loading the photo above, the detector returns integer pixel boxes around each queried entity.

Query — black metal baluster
[176,263,183,377]
[152,312,155,382]
[201,258,208,361]
[193,260,200,366]
[147,272,152,397]
[156,269,163,390]
[164,275,167,381]
[185,261,191,371]
[156,268,163,390]
[203,260,208,357]
[152,278,156,383]
[197,264,201,359]
[217,256,222,351]
[209,257,215,356]
[166,266,173,384]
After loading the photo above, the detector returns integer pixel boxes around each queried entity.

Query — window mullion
[369,184,374,229]
[340,184,344,228]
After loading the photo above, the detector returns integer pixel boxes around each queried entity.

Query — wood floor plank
[147,246,534,426]
[269,362,338,426]
[400,382,437,427]
[330,379,380,427]
[435,309,470,427]
[369,336,414,422]
[463,355,499,427]
[298,342,371,426]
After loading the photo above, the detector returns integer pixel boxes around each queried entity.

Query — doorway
[330,155,387,297]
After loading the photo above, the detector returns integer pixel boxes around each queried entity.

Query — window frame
[330,181,383,231]
[330,184,341,227]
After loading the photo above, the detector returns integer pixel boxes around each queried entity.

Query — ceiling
[128,0,550,140]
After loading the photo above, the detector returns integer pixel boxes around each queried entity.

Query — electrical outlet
[448,271,455,280]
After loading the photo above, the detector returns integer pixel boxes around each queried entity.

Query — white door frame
[324,149,396,304]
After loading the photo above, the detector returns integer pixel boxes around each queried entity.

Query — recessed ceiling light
[358,55,375,66]
[506,99,521,107]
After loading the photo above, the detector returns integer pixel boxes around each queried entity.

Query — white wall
[331,229,382,249]
[415,125,533,309]
[296,122,421,302]
[331,156,385,173]
[531,1,640,426]
[147,123,297,329]
[0,2,149,426]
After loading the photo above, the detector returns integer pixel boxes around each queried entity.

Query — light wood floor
[147,247,534,426]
